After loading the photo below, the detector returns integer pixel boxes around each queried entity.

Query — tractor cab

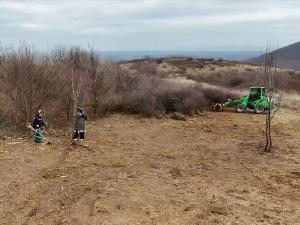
[247,87,266,106]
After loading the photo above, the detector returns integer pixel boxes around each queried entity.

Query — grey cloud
[0,0,300,51]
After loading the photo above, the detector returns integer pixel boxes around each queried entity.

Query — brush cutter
[26,123,52,144]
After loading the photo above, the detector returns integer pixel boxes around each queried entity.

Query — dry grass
[0,109,300,224]
[123,57,300,92]
[281,91,300,108]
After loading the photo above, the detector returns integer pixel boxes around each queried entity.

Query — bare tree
[251,43,283,152]
[86,46,113,114]
[67,49,89,137]
[263,45,283,152]
[51,45,89,119]
[113,63,141,94]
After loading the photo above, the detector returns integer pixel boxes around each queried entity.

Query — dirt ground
[0,109,300,225]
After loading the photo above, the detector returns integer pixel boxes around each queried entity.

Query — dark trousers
[74,130,84,140]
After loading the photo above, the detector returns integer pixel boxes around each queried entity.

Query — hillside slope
[120,56,300,93]
[245,41,300,70]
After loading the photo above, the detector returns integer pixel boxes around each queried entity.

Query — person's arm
[37,118,46,130]
[82,112,88,120]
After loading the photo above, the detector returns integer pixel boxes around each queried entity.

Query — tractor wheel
[235,103,246,113]
[214,103,223,112]
[254,105,265,114]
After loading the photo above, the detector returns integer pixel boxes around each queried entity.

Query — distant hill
[98,51,261,61]
[245,41,300,70]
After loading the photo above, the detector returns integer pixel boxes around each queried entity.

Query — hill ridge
[245,41,300,70]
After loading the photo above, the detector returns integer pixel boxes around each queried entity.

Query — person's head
[77,106,83,113]
[37,109,42,117]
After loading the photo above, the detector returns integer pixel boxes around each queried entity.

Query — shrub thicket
[0,42,240,129]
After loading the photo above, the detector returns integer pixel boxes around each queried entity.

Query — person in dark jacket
[32,109,47,143]
[73,106,88,145]
[32,110,46,130]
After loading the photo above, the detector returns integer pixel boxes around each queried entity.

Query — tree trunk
[264,110,272,152]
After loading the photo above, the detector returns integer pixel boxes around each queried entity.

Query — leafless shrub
[162,63,168,68]
[171,113,186,121]
[282,78,300,90]
[0,42,65,127]
[197,62,205,68]
[156,58,163,64]
[180,66,186,72]
[154,84,209,114]
[156,71,169,78]
[186,74,205,82]
[245,67,254,72]
[210,65,216,71]
[202,88,238,105]
[193,57,214,62]
[142,64,157,75]
[51,45,89,119]
[168,60,204,69]
[0,42,253,130]
[128,63,157,75]
[228,76,244,87]
[209,61,237,67]
[86,49,107,114]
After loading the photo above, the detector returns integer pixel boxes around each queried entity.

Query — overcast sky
[0,0,300,51]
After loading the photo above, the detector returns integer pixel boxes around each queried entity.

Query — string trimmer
[26,123,53,144]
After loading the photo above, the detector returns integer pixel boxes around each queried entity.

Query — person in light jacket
[73,106,88,145]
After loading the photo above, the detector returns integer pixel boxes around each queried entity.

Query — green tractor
[214,87,274,113]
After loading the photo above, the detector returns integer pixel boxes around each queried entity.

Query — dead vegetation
[0,42,241,130]
[0,42,298,133]
[123,56,300,91]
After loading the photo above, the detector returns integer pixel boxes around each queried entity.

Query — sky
[0,0,300,51]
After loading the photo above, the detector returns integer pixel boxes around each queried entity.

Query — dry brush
[0,42,239,130]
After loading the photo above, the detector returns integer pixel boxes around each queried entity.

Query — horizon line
[97,50,262,52]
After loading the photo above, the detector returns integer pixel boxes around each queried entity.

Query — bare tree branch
[250,41,283,152]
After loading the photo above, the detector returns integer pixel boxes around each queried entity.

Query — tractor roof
[250,86,266,89]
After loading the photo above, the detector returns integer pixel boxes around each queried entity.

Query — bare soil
[0,109,300,225]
